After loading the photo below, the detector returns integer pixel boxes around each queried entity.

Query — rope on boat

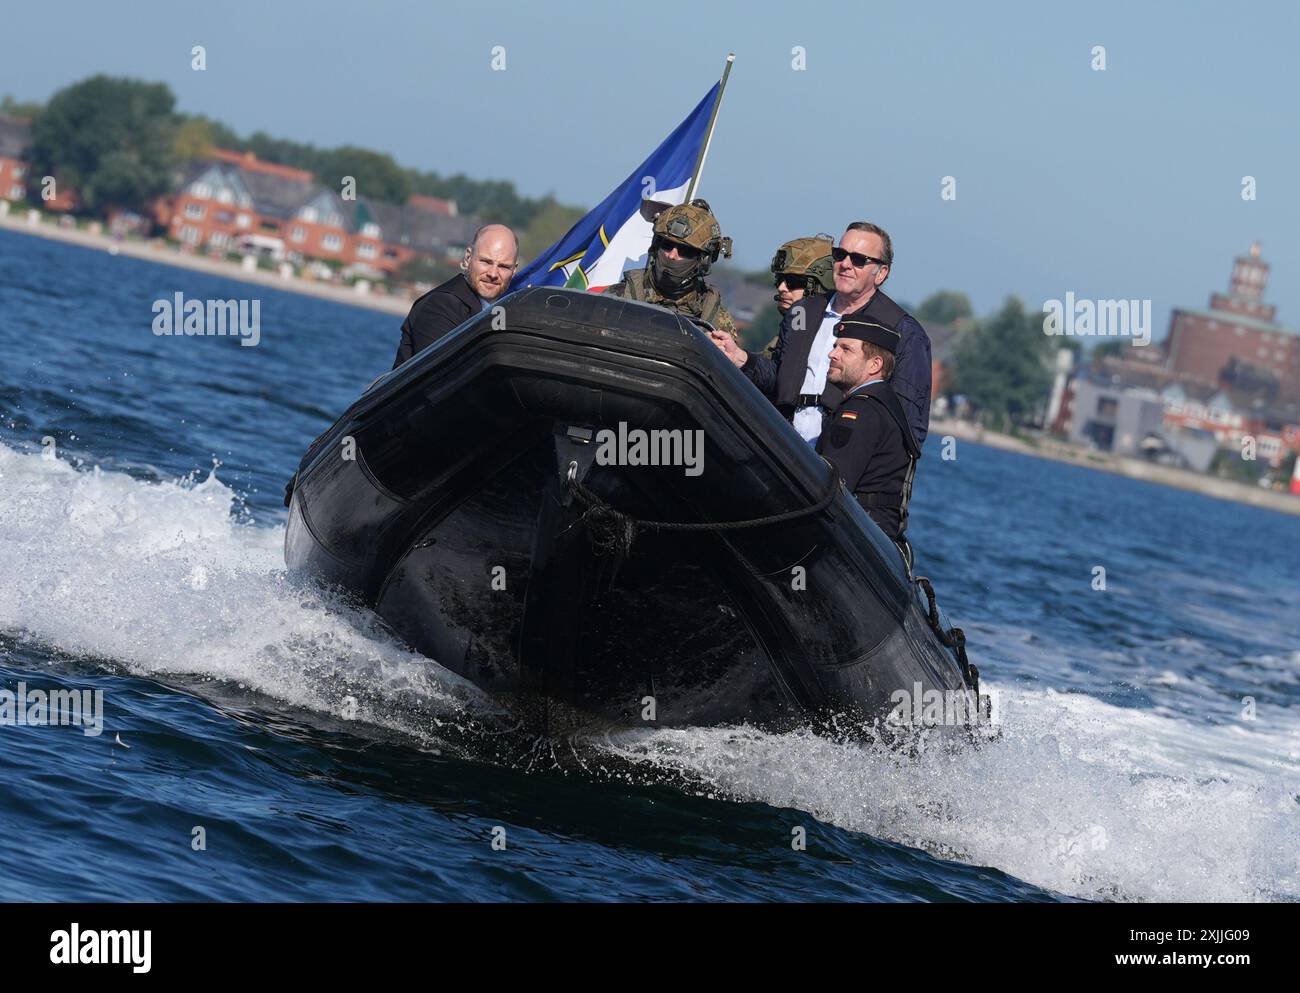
[914,574,980,697]
[563,461,841,556]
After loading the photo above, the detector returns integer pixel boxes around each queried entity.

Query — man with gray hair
[392,223,518,368]
[709,221,932,450]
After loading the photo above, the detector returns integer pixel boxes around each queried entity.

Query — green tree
[241,131,327,173]
[208,119,581,227]
[317,145,412,203]
[916,290,973,326]
[517,198,586,264]
[1279,449,1298,487]
[172,116,216,161]
[740,302,783,354]
[1,95,43,119]
[1091,339,1126,361]
[947,297,1053,426]
[28,75,177,213]
[394,255,458,286]
[1210,446,1265,484]
[409,171,540,229]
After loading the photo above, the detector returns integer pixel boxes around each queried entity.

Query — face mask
[652,247,700,295]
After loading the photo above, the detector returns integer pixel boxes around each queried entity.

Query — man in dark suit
[708,222,932,451]
[391,223,518,369]
[817,317,921,542]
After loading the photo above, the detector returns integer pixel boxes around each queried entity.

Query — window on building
[324,213,342,229]
[1084,421,1115,450]
[209,231,229,249]
[291,226,306,242]
[322,232,342,252]
[12,165,25,179]
[184,202,206,219]
[218,189,233,204]
[215,210,234,224]
[7,185,23,200]
[362,222,380,239]
[1096,397,1118,419]
[181,225,200,244]
[300,206,318,222]
[357,242,377,259]
[236,214,250,229]
[192,182,212,199]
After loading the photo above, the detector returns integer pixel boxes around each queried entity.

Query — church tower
[1211,242,1276,322]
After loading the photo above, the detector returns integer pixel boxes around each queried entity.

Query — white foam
[593,687,1300,902]
[2,439,1296,901]
[0,440,494,741]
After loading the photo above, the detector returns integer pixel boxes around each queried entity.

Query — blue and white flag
[509,81,721,292]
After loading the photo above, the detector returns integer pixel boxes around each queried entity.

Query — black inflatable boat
[284,287,980,734]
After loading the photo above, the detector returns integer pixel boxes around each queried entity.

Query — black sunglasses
[659,240,702,260]
[832,247,886,268]
[773,273,810,291]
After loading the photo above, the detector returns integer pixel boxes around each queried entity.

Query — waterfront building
[1165,244,1300,401]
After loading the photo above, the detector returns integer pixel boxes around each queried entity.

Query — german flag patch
[841,411,859,421]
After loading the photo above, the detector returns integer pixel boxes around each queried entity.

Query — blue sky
[4,0,1298,338]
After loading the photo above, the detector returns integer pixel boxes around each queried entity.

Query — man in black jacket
[817,316,920,542]
[708,222,931,450]
[391,223,518,369]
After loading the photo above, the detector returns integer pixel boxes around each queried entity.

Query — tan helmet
[771,235,835,295]
[652,198,732,266]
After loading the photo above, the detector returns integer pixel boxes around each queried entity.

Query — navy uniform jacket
[816,379,921,539]
[392,273,482,369]
[740,288,932,450]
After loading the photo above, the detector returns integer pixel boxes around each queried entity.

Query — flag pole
[685,53,734,202]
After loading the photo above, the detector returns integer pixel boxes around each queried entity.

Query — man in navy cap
[817,316,921,543]
[707,221,931,450]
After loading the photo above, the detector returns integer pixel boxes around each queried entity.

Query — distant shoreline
[0,211,413,317]
[6,210,1297,519]
[934,417,1300,518]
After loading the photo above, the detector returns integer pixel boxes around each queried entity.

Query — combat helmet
[649,198,733,288]
[771,235,836,296]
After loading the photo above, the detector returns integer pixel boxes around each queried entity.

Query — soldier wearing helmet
[603,198,738,340]
[771,235,835,315]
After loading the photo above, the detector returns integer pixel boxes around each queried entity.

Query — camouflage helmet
[771,235,835,295]
[652,198,733,267]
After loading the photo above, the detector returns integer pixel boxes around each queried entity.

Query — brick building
[1164,244,1299,399]
[0,113,78,211]
[155,149,479,275]
[0,114,31,203]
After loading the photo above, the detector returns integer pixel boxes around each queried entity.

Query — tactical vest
[616,268,729,329]
[848,379,921,537]
[775,289,908,416]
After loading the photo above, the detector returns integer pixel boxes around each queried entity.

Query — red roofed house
[154,149,477,275]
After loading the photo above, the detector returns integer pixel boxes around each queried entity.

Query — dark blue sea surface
[1,228,1297,901]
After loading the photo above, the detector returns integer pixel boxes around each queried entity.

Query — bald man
[392,223,519,369]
